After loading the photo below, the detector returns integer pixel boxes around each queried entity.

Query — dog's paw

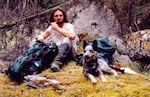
[100,75,107,83]
[101,79,107,83]
[91,78,97,84]
[114,75,119,79]
[114,72,119,79]
[88,74,97,84]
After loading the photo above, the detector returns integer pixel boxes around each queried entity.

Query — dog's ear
[93,40,97,51]
[83,40,88,49]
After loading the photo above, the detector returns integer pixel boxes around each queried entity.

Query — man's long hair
[48,8,68,24]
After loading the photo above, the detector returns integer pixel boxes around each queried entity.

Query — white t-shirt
[45,23,78,53]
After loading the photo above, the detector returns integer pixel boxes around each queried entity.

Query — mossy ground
[0,61,149,97]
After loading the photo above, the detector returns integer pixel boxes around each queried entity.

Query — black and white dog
[82,40,118,83]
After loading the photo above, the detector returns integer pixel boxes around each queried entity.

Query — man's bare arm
[51,23,76,39]
[35,30,50,42]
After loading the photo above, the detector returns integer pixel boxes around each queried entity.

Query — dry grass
[0,61,150,97]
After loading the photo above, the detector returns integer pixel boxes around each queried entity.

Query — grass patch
[0,61,150,97]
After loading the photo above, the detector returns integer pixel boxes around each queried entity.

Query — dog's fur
[82,41,118,83]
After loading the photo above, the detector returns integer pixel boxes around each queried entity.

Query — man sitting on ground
[35,8,77,72]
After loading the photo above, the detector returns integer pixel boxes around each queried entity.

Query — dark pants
[52,43,72,68]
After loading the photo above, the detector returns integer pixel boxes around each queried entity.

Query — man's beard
[57,21,64,27]
[57,21,63,25]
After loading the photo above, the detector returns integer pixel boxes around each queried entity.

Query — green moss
[0,62,150,97]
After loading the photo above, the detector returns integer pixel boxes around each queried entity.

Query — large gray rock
[67,0,121,37]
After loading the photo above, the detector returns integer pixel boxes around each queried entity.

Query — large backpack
[93,37,116,65]
[6,41,58,82]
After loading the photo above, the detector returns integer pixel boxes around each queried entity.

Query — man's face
[53,10,64,24]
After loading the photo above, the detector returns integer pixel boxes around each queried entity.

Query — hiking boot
[51,63,61,72]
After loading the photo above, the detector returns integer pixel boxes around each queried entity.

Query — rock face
[70,1,121,37]
[0,0,149,70]
[125,30,150,54]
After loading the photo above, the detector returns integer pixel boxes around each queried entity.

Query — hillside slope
[0,62,149,97]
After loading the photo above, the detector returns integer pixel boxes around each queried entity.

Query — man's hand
[35,35,44,42]
[51,22,59,31]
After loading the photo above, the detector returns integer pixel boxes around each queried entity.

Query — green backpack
[6,41,58,82]
[93,37,116,65]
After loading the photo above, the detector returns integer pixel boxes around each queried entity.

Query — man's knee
[59,43,71,54]
[62,38,71,47]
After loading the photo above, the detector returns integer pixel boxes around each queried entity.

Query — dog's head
[83,40,97,62]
